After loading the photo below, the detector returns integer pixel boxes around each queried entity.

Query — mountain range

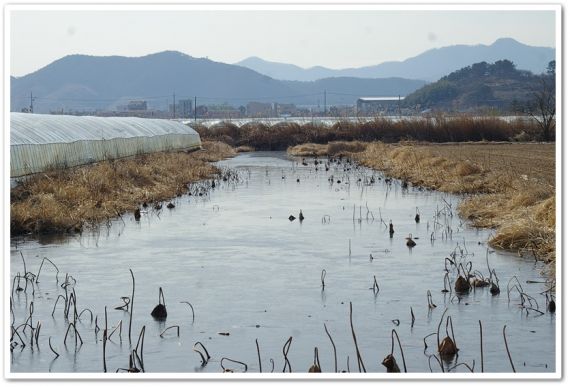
[10,51,424,113]
[10,37,554,113]
[235,38,554,82]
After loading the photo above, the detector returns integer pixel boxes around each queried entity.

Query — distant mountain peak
[239,56,266,63]
[236,37,554,82]
[492,37,525,46]
[142,50,192,58]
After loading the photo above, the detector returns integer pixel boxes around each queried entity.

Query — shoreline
[10,141,236,236]
[289,141,556,270]
[10,140,555,273]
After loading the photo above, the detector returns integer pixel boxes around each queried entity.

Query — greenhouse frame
[10,113,202,178]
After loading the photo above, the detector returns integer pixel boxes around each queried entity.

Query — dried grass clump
[533,196,555,228]
[508,187,552,208]
[326,141,367,155]
[11,141,235,235]
[457,195,505,228]
[358,141,556,268]
[490,210,555,263]
[287,141,368,157]
[235,145,255,153]
[197,141,236,161]
[287,143,328,157]
[358,143,490,194]
[428,157,447,167]
[455,161,481,176]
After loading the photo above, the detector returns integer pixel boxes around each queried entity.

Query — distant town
[22,96,426,119]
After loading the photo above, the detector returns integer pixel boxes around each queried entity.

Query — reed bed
[235,145,255,153]
[287,140,555,266]
[194,116,542,151]
[288,141,367,157]
[10,141,235,235]
[359,142,555,265]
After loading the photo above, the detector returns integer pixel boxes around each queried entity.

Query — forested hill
[403,60,552,112]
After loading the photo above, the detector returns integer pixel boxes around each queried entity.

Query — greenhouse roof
[10,113,198,146]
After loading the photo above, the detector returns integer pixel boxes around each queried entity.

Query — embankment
[11,141,235,235]
[289,141,556,267]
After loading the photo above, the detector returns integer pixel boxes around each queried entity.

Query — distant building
[203,104,240,119]
[195,105,208,118]
[178,99,193,118]
[169,99,193,118]
[247,101,273,117]
[275,103,297,117]
[127,100,148,111]
[356,97,401,115]
[95,109,169,119]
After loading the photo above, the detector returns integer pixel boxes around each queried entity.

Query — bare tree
[525,60,555,141]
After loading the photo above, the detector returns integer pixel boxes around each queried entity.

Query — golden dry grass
[235,145,255,153]
[419,143,555,188]
[327,141,368,155]
[288,143,329,157]
[288,141,367,157]
[11,141,235,235]
[357,142,555,265]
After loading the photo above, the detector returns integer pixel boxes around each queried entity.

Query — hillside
[235,38,554,82]
[402,60,549,112]
[10,51,424,113]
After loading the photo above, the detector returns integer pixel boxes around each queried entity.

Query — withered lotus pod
[490,282,500,295]
[455,276,470,293]
[151,287,167,320]
[308,364,321,373]
[382,354,401,373]
[548,299,556,313]
[438,336,458,358]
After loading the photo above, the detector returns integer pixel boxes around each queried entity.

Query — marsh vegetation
[10,152,556,374]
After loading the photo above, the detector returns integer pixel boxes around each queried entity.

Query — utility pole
[324,90,327,116]
[173,92,176,119]
[30,91,34,113]
[398,95,401,118]
[194,96,197,122]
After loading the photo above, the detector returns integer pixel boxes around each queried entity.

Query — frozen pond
[9,151,555,374]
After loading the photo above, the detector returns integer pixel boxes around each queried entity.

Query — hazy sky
[10,8,556,77]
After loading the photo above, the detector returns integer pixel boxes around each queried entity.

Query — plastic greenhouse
[10,113,202,178]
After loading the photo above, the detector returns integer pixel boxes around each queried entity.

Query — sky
[9,7,556,77]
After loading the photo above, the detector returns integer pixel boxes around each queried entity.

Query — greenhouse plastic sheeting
[10,113,201,177]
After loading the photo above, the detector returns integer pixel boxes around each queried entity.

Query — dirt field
[416,142,555,188]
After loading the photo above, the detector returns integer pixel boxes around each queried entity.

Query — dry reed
[356,142,555,266]
[235,145,255,153]
[11,141,235,235]
[196,116,542,151]
[288,141,367,157]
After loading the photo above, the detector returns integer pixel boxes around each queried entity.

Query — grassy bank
[288,141,368,157]
[196,116,543,151]
[290,141,556,266]
[11,141,235,235]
